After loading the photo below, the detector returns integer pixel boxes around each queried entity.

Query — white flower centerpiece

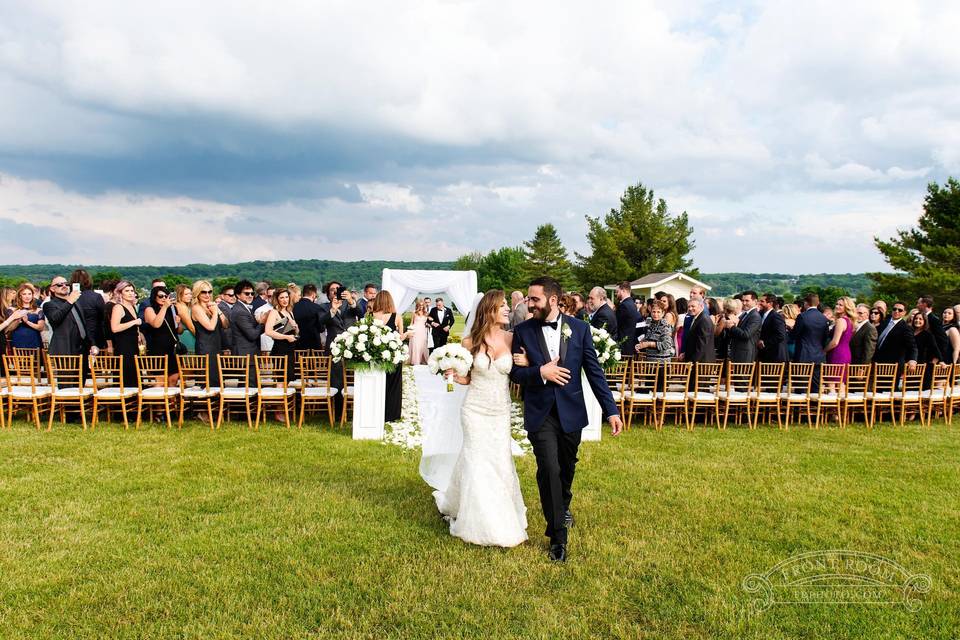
[590,326,622,371]
[427,344,474,392]
[330,316,409,440]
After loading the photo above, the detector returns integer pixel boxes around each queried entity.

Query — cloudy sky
[1,0,957,272]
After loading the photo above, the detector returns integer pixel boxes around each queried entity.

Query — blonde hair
[287,284,301,305]
[415,299,428,316]
[782,303,800,320]
[191,280,215,318]
[175,284,191,304]
[836,296,857,323]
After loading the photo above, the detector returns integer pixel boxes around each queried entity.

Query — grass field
[1,418,958,639]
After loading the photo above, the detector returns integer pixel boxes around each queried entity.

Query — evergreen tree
[871,178,960,303]
[520,223,575,288]
[575,182,696,291]
[453,247,525,292]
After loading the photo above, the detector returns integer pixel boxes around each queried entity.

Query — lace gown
[433,353,528,548]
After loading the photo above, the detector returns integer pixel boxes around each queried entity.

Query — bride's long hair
[466,289,506,364]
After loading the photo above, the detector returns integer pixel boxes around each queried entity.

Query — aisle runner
[384,366,531,454]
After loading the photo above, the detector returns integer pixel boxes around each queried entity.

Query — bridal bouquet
[590,326,622,370]
[330,316,409,373]
[428,344,474,392]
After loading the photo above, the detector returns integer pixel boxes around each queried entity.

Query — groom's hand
[540,357,570,385]
[608,415,623,436]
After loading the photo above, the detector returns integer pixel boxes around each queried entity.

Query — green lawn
[1,419,958,639]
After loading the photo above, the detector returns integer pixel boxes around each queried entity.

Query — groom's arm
[580,324,620,419]
[509,326,545,387]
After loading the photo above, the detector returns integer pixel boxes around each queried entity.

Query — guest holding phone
[144,286,181,386]
[110,281,143,388]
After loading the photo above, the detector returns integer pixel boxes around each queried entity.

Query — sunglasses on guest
[893,306,906,313]
[200,290,213,295]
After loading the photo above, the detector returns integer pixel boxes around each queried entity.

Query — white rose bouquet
[590,326,622,370]
[330,316,410,373]
[428,344,474,392]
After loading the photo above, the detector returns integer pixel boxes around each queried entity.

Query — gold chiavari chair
[783,363,814,427]
[90,355,137,430]
[255,355,297,429]
[811,364,846,428]
[340,363,357,426]
[946,364,958,425]
[842,364,872,427]
[658,361,692,430]
[299,355,336,428]
[689,362,723,429]
[3,354,51,430]
[923,363,952,426]
[867,363,898,427]
[722,362,755,429]
[178,354,220,428]
[896,364,926,426]
[752,362,784,428]
[0,358,6,430]
[135,355,179,428]
[12,347,45,385]
[625,359,660,430]
[47,354,93,430]
[217,354,258,429]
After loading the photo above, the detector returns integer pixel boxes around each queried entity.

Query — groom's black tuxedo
[510,314,619,547]
[428,306,454,350]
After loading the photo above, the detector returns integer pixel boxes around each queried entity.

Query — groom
[510,276,623,562]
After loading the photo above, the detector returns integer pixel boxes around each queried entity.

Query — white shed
[608,272,712,302]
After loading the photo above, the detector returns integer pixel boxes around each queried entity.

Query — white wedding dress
[432,353,528,547]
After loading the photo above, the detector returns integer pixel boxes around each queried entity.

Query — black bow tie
[540,320,558,330]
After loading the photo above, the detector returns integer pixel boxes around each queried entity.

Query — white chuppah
[380,269,478,319]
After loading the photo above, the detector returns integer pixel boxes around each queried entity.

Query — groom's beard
[529,305,548,321]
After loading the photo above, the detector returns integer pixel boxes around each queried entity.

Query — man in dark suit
[873,301,918,377]
[229,280,263,360]
[357,283,378,317]
[319,281,365,416]
[680,285,710,360]
[251,282,271,312]
[757,292,788,362]
[725,290,762,362]
[614,282,641,357]
[43,276,90,358]
[681,298,715,363]
[850,303,878,365]
[217,284,236,353]
[293,283,325,351]
[428,298,455,352]
[918,295,950,362]
[791,293,830,388]
[587,287,617,336]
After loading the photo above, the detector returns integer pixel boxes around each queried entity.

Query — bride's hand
[443,368,469,385]
[512,347,529,367]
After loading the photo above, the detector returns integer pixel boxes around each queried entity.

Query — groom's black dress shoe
[564,510,574,528]
[548,544,567,562]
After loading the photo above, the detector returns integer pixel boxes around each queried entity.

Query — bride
[433,290,528,547]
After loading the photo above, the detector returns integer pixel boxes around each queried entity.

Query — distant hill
[702,273,875,298]
[0,260,455,290]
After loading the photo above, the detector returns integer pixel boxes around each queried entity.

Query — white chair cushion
[723,391,750,401]
[750,392,780,401]
[656,392,687,401]
[11,386,52,398]
[921,389,947,398]
[342,386,355,397]
[303,386,337,398]
[222,387,257,398]
[141,387,180,398]
[690,391,717,401]
[611,390,623,402]
[260,387,296,398]
[95,387,139,398]
[54,387,95,398]
[810,393,840,401]
[781,393,810,402]
[898,391,922,400]
[866,392,892,399]
[289,379,303,389]
[183,386,221,398]
[844,393,866,401]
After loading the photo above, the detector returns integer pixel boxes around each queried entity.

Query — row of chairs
[602,359,957,430]
[1,351,349,431]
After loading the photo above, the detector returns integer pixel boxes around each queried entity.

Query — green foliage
[704,273,874,301]
[454,247,526,293]
[798,285,851,308]
[871,178,960,304]
[575,182,695,290]
[520,223,575,289]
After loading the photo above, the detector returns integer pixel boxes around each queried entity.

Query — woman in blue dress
[6,283,45,349]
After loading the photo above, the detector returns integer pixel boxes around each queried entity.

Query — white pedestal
[581,371,602,442]
[353,369,386,440]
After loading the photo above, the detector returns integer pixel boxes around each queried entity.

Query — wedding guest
[287,283,302,306]
[873,301,918,380]
[558,294,576,317]
[674,297,689,354]
[509,291,527,330]
[872,300,890,332]
[43,276,90,359]
[429,297,455,351]
[792,293,829,387]
[408,298,430,365]
[174,285,197,354]
[868,307,883,330]
[320,281,364,415]
[5,283,45,350]
[571,293,588,321]
[192,280,228,383]
[715,298,740,361]
[912,312,941,389]
[943,306,960,364]
[218,284,236,353]
[917,295,950,364]
[850,304,878,365]
[369,291,406,422]
[255,298,274,355]
[635,304,674,362]
[423,296,435,351]
[265,288,300,380]
[656,292,678,328]
[824,296,856,394]
[1,286,16,315]
[110,281,143,388]
[679,286,710,361]
[138,278,165,318]
[614,282,641,356]
[251,282,271,311]
[681,298,715,364]
[143,286,181,386]
[758,293,788,363]
[781,304,799,360]
[70,269,106,356]
[588,287,617,335]
[293,284,325,351]
[726,290,761,363]
[358,283,378,316]
[229,280,263,363]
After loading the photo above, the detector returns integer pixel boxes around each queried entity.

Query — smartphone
[339,290,349,300]
[71,283,81,293]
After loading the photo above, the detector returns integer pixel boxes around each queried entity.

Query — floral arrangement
[427,344,474,391]
[330,316,409,373]
[590,326,622,370]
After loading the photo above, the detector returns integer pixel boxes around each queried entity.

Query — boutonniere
[561,322,573,341]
